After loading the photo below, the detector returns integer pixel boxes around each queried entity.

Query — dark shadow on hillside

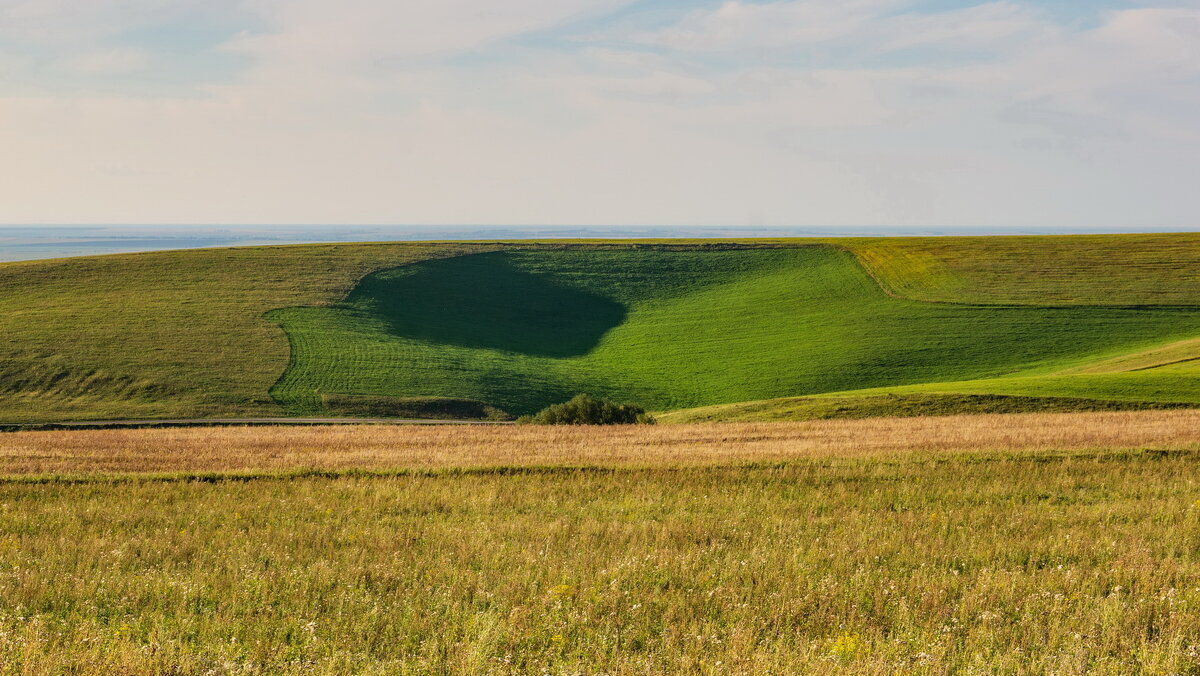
[346,253,628,358]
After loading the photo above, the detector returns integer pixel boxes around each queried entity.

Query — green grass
[0,242,496,422]
[271,246,1200,416]
[852,232,1200,305]
[659,392,1200,424]
[2,234,1200,422]
[5,449,1200,673]
[664,368,1200,422]
[319,394,510,420]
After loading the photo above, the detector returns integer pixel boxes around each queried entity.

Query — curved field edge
[658,391,1200,424]
[268,244,1200,417]
[660,357,1200,422]
[0,234,1197,423]
[0,240,803,423]
[1056,336,1200,374]
[265,242,817,416]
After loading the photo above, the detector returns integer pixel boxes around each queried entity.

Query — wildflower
[830,632,861,663]
[549,584,575,599]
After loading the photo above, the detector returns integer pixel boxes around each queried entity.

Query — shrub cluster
[518,394,655,425]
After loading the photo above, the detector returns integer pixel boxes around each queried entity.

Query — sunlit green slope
[0,242,493,422]
[270,246,1200,417]
[1,234,1198,423]
[852,232,1200,305]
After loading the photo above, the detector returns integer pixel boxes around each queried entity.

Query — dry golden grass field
[0,410,1197,476]
[0,411,1199,673]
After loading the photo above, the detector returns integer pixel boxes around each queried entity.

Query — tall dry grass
[0,445,1199,672]
[0,409,1196,476]
[0,412,1197,673]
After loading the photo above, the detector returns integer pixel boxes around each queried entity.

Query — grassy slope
[1059,336,1200,374]
[658,392,1200,424]
[272,246,1200,416]
[852,232,1200,305]
[0,242,498,422]
[664,234,1200,422]
[0,240,789,422]
[1,233,1199,422]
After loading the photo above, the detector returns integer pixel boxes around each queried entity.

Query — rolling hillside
[271,246,1200,416]
[0,241,496,422]
[0,234,1198,422]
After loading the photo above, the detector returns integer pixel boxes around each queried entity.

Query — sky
[1,0,1198,229]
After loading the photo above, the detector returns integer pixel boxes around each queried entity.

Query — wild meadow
[0,412,1198,673]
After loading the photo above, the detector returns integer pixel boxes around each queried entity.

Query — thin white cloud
[627,0,908,51]
[228,0,636,65]
[620,0,1057,57]
[0,0,237,43]
[0,1,1198,229]
[53,47,150,75]
[940,8,1200,141]
[879,2,1058,52]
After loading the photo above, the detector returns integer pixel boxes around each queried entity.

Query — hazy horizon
[2,223,1194,263]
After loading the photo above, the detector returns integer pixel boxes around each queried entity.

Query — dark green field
[271,246,1200,416]
[1,234,1198,422]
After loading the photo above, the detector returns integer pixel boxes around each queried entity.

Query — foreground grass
[0,413,1197,674]
[0,425,1199,673]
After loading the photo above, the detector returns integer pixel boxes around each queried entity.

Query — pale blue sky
[1,0,1198,228]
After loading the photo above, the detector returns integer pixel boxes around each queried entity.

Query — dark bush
[517,394,655,425]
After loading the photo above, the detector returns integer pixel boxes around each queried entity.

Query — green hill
[271,246,1200,416]
[1,234,1198,423]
